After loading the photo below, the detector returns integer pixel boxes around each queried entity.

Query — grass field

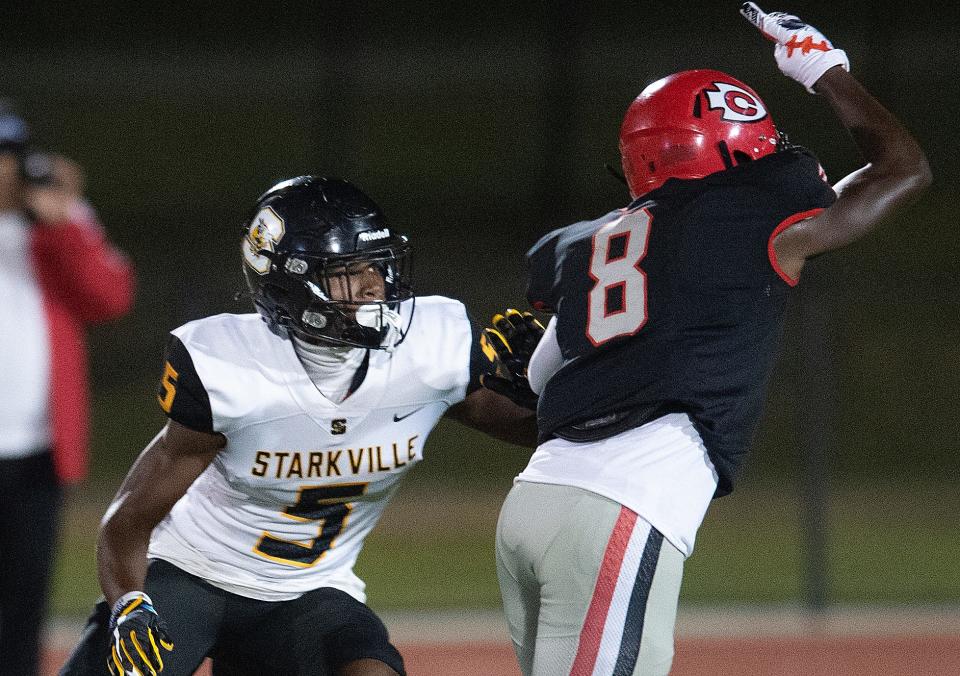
[52,479,960,618]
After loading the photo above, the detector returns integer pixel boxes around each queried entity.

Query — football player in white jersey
[60,176,536,676]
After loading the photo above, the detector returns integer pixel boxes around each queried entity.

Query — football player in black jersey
[487,5,931,676]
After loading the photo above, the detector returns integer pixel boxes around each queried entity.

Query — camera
[23,150,55,186]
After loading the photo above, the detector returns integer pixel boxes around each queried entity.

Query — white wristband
[110,590,153,627]
[778,46,850,93]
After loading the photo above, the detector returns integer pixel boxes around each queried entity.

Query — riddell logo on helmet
[358,228,390,242]
[704,82,768,122]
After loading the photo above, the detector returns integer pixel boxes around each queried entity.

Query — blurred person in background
[0,102,135,675]
[60,176,535,676]
[483,5,931,676]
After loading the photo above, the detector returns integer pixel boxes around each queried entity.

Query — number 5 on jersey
[255,483,369,568]
[587,208,652,346]
[158,361,179,412]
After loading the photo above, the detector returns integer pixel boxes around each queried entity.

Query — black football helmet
[242,176,414,350]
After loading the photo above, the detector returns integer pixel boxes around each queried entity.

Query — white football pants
[496,481,684,676]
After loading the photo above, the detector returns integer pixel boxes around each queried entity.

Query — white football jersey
[148,296,484,602]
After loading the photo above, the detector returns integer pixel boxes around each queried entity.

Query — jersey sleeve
[773,148,838,214]
[525,231,561,312]
[764,149,838,285]
[156,334,214,433]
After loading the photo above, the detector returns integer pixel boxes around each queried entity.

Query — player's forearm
[740,3,931,239]
[94,424,221,606]
[815,67,931,189]
[802,67,931,250]
[96,500,153,608]
[485,411,539,447]
[446,388,540,448]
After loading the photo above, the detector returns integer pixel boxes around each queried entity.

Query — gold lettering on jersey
[274,451,290,479]
[327,450,342,476]
[249,436,421,479]
[391,443,406,468]
[287,453,303,478]
[375,446,389,472]
[348,448,364,474]
[308,452,323,477]
[252,451,269,477]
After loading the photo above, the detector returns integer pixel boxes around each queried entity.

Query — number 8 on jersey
[587,208,652,346]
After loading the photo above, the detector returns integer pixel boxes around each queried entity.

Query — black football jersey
[526,149,836,496]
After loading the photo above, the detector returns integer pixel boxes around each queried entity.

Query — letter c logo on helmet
[704,82,768,122]
[618,69,780,199]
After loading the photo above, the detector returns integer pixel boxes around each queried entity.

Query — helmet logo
[242,207,285,275]
[358,228,391,242]
[704,82,767,122]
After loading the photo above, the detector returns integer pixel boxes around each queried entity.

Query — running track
[44,607,960,675]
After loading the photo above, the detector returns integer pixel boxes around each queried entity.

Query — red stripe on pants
[569,506,637,676]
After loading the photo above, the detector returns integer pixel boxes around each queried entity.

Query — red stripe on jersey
[569,506,638,676]
[767,208,825,286]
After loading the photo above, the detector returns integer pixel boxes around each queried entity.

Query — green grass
[683,481,960,605]
[359,531,504,609]
[53,497,106,617]
[52,481,960,618]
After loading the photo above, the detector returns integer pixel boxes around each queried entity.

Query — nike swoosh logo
[393,407,426,422]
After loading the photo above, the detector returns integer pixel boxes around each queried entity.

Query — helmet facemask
[270,243,414,351]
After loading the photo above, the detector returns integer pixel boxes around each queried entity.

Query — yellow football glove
[479,309,545,410]
[107,592,174,676]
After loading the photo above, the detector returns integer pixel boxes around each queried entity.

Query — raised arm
[741,3,932,280]
[27,155,135,322]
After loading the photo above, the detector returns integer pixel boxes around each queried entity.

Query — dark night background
[2,0,956,487]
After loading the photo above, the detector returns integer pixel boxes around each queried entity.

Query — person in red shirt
[0,102,135,676]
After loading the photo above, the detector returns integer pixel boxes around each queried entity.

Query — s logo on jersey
[243,206,286,275]
[704,82,768,122]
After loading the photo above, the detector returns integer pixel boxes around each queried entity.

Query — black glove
[479,309,545,410]
[108,591,174,675]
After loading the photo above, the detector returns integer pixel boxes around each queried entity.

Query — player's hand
[107,591,174,676]
[740,2,849,93]
[479,309,545,410]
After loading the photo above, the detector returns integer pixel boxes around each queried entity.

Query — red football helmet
[619,69,780,198]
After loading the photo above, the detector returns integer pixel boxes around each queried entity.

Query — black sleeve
[156,334,214,433]
[465,313,497,394]
[778,148,838,213]
[525,231,560,312]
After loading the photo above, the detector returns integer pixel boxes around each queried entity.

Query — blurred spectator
[0,101,135,676]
